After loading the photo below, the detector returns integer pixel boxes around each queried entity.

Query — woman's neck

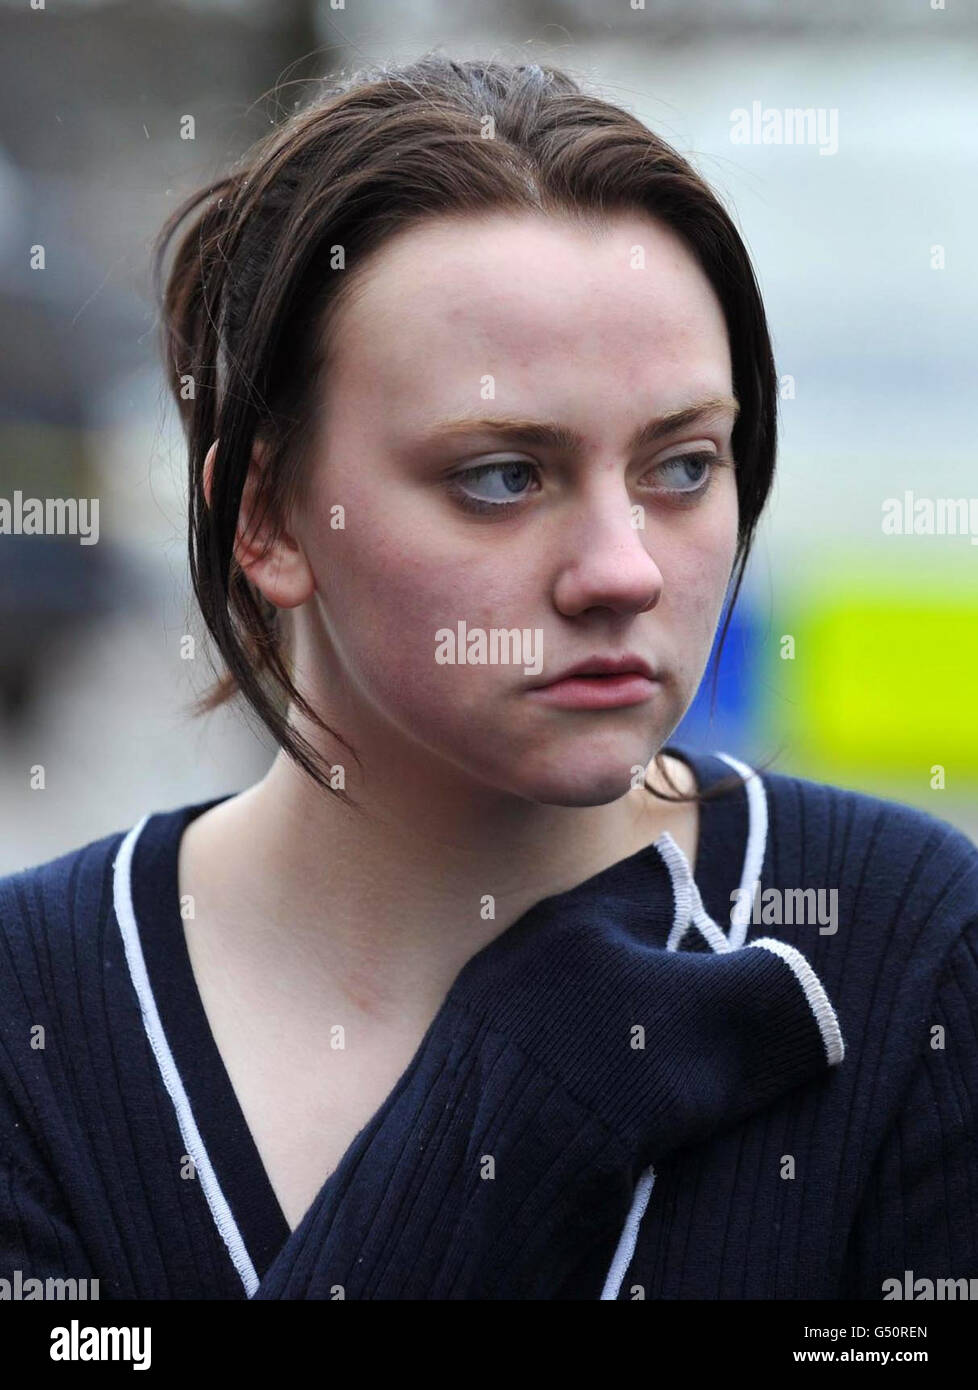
[177,744,698,1033]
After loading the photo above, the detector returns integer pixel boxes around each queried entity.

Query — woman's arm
[252,905,841,1300]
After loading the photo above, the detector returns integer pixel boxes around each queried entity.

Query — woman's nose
[550,494,664,618]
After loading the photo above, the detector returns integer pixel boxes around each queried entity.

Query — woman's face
[288,209,740,806]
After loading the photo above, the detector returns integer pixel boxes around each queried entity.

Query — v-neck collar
[125,742,750,1282]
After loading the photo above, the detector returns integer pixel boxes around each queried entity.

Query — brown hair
[152,52,781,810]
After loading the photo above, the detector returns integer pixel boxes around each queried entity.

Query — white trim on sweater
[599,1164,656,1302]
[114,752,840,1304]
[716,750,770,948]
[112,817,259,1298]
[601,748,843,1301]
[747,937,846,1067]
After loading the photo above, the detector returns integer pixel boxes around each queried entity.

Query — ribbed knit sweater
[1,745,976,1300]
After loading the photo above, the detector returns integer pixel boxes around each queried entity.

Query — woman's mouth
[525,671,660,710]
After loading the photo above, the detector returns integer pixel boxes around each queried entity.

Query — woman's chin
[502,759,656,809]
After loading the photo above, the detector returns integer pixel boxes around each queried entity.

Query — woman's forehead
[325,211,732,411]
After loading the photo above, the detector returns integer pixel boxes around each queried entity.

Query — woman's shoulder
[0,793,231,923]
[675,742,977,920]
[0,799,211,1027]
[0,819,129,963]
[752,756,978,880]
[0,798,227,1163]
[723,753,978,992]
[0,820,131,1155]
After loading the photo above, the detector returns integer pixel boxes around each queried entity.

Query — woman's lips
[525,672,660,710]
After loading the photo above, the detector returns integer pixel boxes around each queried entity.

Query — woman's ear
[202,438,315,609]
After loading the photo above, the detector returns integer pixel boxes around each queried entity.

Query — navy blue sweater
[1,745,976,1299]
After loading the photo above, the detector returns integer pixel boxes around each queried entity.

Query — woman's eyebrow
[419,396,740,454]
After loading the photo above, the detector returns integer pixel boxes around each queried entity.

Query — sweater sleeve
[252,898,840,1301]
[839,916,978,1297]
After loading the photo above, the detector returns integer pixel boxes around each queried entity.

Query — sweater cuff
[443,891,843,1158]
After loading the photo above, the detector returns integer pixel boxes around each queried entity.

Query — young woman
[2,54,976,1302]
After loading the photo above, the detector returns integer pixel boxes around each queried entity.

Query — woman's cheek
[334,565,492,718]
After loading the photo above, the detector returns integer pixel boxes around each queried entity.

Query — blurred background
[1,0,976,871]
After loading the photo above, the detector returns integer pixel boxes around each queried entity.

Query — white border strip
[716,751,769,949]
[603,753,836,1303]
[655,831,695,952]
[600,1166,656,1301]
[748,937,846,1067]
[112,816,260,1297]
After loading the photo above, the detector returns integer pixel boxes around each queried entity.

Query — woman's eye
[445,450,721,517]
[648,452,717,496]
[446,460,539,514]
